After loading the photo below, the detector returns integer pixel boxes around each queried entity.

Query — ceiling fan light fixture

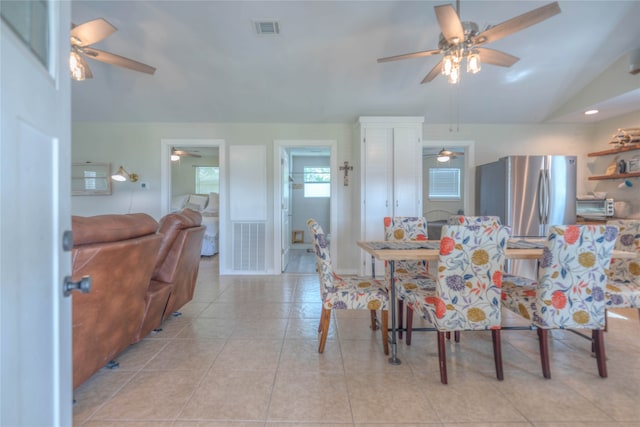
[171,154,180,162]
[467,51,481,74]
[448,64,460,84]
[437,154,451,162]
[69,51,86,81]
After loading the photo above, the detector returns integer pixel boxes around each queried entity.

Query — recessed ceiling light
[584,109,599,115]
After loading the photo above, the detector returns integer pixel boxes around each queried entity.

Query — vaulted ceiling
[71,1,640,124]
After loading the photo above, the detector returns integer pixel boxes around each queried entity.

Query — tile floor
[73,255,640,426]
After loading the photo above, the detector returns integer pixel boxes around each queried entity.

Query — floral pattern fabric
[407,224,510,331]
[448,215,502,227]
[383,217,435,299]
[605,220,640,308]
[307,219,389,310]
[501,224,618,329]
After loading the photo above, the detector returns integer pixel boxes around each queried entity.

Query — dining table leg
[388,260,401,365]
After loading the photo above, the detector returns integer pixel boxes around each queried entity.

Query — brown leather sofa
[152,208,206,321]
[71,213,162,389]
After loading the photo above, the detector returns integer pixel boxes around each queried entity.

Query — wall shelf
[587,145,640,157]
[588,171,640,181]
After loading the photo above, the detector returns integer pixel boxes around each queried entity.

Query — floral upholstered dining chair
[405,224,510,384]
[447,215,502,227]
[383,217,434,339]
[501,224,618,378]
[604,219,640,322]
[306,218,389,355]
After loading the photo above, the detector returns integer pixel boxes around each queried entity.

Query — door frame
[422,140,475,216]
[273,140,337,273]
[160,138,226,271]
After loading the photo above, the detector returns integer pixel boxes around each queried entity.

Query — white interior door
[1,2,72,426]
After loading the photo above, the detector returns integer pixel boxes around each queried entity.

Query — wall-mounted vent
[254,21,280,35]
[232,222,266,272]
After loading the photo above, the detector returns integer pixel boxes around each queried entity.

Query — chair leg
[381,310,389,355]
[593,329,607,378]
[370,310,378,331]
[318,308,331,353]
[537,328,551,379]
[398,299,404,340]
[492,329,504,381]
[406,305,413,345]
[437,331,448,384]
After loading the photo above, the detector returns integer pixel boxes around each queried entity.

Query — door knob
[63,275,92,297]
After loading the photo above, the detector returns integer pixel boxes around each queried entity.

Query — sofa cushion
[72,213,158,246]
[153,209,202,277]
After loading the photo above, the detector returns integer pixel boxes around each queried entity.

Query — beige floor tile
[267,371,352,423]
[229,317,289,339]
[73,369,136,424]
[176,317,236,340]
[178,369,275,421]
[278,338,344,372]
[91,370,203,420]
[346,371,437,424]
[174,422,263,427]
[284,317,335,340]
[211,338,283,371]
[82,422,174,427]
[111,339,170,371]
[143,338,226,372]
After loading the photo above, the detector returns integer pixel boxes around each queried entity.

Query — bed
[172,192,219,256]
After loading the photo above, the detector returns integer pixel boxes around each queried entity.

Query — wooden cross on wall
[339,161,353,186]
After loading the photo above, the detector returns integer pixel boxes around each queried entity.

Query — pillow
[203,192,219,214]
[171,194,189,212]
[187,194,208,211]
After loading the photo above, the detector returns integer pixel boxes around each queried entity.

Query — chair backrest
[432,224,510,331]
[606,219,640,283]
[533,224,618,329]
[448,215,502,227]
[307,218,336,297]
[383,216,428,276]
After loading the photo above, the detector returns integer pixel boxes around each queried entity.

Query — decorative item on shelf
[605,156,619,176]
[618,180,633,189]
[111,166,139,182]
[628,156,640,172]
[608,128,640,146]
[339,160,353,186]
[619,159,627,174]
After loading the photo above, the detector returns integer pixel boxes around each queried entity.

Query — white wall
[72,114,640,273]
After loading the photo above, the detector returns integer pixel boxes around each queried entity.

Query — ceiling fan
[171,148,202,161]
[69,18,156,81]
[377,1,561,84]
[425,148,465,162]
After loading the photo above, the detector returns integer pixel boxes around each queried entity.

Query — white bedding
[201,214,219,256]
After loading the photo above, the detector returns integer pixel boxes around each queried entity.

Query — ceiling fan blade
[173,149,202,158]
[421,60,443,84]
[472,1,561,45]
[377,49,441,63]
[435,4,464,43]
[476,47,519,67]
[82,47,156,75]
[70,18,116,47]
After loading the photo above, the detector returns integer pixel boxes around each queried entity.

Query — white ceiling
[71,1,640,124]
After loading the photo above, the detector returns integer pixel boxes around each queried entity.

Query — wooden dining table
[357,238,637,365]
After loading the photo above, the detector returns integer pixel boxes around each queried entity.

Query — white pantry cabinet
[354,116,424,276]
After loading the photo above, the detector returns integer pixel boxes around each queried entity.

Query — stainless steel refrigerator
[476,155,577,278]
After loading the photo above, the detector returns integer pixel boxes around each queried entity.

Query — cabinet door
[393,127,422,217]
[362,127,393,276]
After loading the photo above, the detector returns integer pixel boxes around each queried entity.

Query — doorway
[422,140,475,239]
[274,140,337,274]
[160,139,226,270]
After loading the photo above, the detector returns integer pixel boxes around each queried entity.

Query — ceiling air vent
[254,21,280,35]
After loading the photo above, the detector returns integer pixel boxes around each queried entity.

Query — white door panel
[1,3,72,426]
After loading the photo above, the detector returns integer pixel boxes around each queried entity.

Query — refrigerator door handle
[537,170,545,223]
[544,169,551,225]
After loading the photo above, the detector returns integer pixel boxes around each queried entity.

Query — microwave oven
[576,198,614,219]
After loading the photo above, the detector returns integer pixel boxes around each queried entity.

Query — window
[304,166,330,198]
[429,168,460,200]
[195,166,219,194]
